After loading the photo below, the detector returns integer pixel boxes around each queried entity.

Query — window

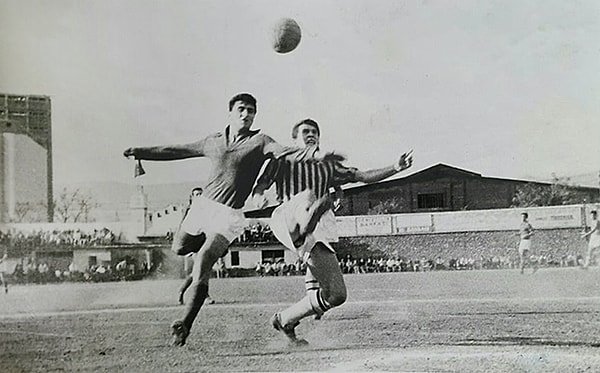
[262,250,284,263]
[230,251,240,266]
[418,193,446,209]
[88,256,97,267]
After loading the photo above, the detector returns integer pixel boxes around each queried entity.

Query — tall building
[0,94,53,222]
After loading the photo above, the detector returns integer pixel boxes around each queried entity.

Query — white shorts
[589,234,600,250]
[518,239,531,255]
[270,193,337,261]
[179,196,246,243]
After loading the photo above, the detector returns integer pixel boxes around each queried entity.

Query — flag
[135,160,146,177]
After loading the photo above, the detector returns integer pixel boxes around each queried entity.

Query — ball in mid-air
[272,18,301,54]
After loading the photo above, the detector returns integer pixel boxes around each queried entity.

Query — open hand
[396,150,413,171]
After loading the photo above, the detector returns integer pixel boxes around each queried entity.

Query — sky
[1,0,599,188]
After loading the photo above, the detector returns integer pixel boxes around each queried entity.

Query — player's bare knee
[198,234,229,261]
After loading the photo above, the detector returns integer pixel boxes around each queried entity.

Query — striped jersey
[254,146,358,202]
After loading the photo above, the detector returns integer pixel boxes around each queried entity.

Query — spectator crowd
[1,228,119,253]
[9,256,152,284]
[254,258,306,277]
[337,252,584,274]
[237,222,277,244]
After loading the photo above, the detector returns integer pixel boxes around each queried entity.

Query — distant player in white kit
[0,251,8,294]
[178,187,214,306]
[518,212,537,274]
[581,210,600,269]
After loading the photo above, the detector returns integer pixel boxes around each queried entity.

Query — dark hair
[228,93,257,112]
[592,210,597,215]
[521,212,528,218]
[191,187,203,194]
[292,118,320,139]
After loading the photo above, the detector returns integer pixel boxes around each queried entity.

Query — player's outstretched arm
[251,159,280,209]
[262,135,296,159]
[354,150,413,183]
[123,140,206,161]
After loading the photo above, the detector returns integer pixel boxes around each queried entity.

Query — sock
[308,288,332,316]
[182,282,209,330]
[279,295,315,327]
[279,289,332,327]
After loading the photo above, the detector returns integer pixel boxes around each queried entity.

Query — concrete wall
[336,204,591,237]
[338,228,586,262]
[333,204,595,264]
[72,249,111,271]
[228,243,298,269]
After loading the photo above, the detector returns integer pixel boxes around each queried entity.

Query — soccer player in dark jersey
[124,93,290,346]
[252,118,413,345]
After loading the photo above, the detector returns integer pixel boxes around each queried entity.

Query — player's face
[229,101,256,132]
[191,190,202,199]
[295,124,320,148]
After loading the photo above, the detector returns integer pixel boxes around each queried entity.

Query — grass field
[1,267,599,372]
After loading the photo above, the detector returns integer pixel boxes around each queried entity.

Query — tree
[53,188,99,223]
[11,202,33,223]
[9,201,46,223]
[512,175,579,207]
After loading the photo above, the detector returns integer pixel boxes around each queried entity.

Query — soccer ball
[272,18,301,54]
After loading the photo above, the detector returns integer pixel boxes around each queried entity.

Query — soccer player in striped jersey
[252,118,413,345]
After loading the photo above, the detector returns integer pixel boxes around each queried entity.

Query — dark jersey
[520,221,533,240]
[134,126,290,209]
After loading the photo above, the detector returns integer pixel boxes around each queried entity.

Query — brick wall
[343,177,520,215]
[465,179,515,210]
